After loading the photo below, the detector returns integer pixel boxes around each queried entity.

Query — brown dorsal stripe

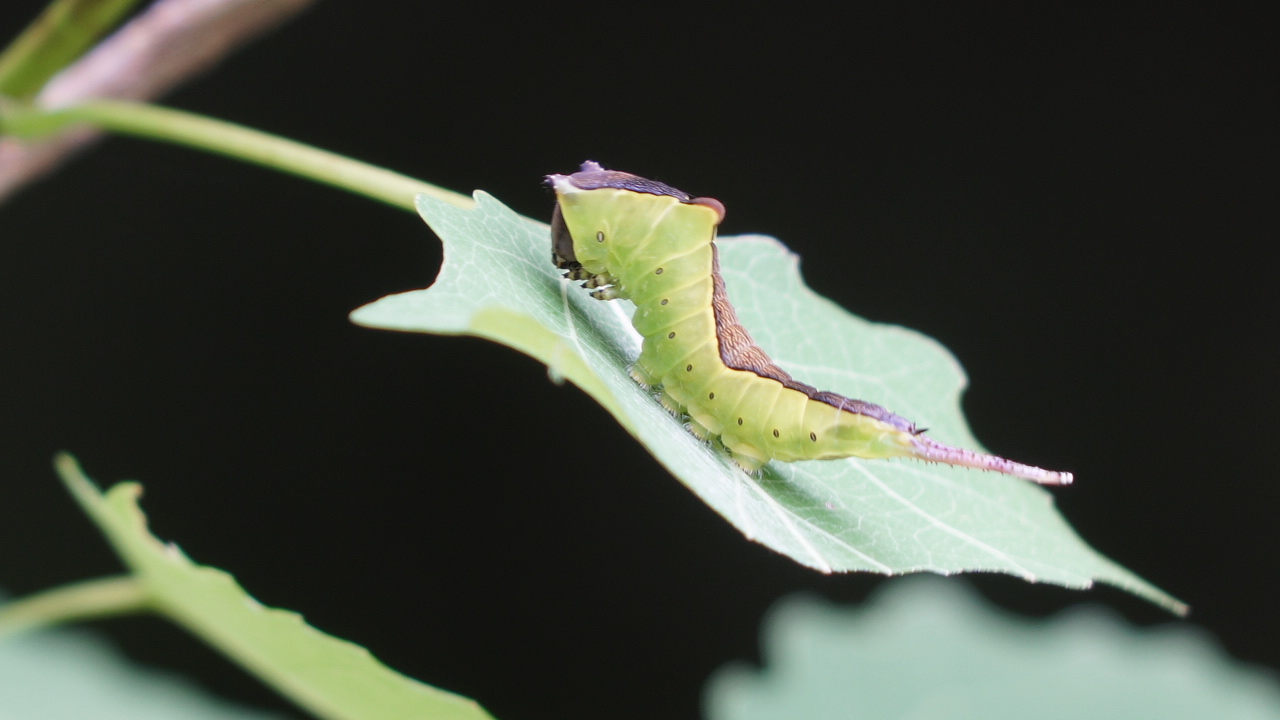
[709,244,917,433]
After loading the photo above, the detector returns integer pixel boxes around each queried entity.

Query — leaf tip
[53,450,83,480]
[53,450,100,509]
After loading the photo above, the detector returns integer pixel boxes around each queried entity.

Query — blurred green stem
[1,99,474,210]
[0,576,148,639]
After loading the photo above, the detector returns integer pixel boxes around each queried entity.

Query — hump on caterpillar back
[547,162,726,273]
[547,162,726,223]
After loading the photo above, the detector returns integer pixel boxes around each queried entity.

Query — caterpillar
[547,161,1072,485]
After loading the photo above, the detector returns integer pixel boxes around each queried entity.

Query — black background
[0,4,1273,719]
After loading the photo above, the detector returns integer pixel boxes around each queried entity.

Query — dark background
[0,3,1273,719]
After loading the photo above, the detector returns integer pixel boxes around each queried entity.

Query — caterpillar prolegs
[547,162,1072,485]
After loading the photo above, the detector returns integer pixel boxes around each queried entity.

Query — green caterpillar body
[547,162,1071,485]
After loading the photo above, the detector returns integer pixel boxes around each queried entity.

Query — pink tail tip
[910,436,1073,486]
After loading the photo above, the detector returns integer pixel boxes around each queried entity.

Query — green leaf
[705,578,1280,720]
[54,454,495,720]
[0,624,284,720]
[352,192,1183,614]
[0,0,141,100]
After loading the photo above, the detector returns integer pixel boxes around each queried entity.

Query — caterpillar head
[547,161,725,269]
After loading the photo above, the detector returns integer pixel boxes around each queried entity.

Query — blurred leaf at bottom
[0,623,284,720]
[50,454,494,720]
[705,577,1280,720]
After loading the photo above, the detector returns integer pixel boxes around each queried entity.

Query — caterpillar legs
[629,364,768,474]
[561,266,621,300]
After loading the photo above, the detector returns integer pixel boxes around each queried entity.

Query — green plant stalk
[0,0,141,99]
[0,95,479,638]
[0,97,475,643]
[2,99,475,211]
[0,575,149,639]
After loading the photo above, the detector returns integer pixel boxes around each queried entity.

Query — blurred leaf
[351,192,1182,613]
[705,577,1280,720]
[0,624,284,720]
[55,454,495,720]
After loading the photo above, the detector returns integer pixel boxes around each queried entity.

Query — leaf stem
[2,99,474,211]
[0,575,150,639]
